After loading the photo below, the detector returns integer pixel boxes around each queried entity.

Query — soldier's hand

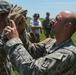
[4,20,19,39]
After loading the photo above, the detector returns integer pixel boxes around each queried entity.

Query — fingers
[3,20,16,35]
[12,5,22,13]
[10,20,16,29]
[4,26,12,35]
[3,19,19,39]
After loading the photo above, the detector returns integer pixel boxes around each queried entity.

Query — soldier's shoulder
[65,45,76,54]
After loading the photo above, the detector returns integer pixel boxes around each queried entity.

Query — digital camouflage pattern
[19,29,47,59]
[0,33,12,75]
[0,1,11,13]
[0,1,12,75]
[4,37,76,75]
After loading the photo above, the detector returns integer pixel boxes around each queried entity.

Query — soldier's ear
[65,22,72,28]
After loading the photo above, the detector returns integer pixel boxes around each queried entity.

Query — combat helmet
[0,0,11,13]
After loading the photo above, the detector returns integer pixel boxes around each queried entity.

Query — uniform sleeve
[4,38,65,75]
[20,30,47,59]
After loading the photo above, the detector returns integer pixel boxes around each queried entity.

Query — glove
[8,5,27,25]
[18,9,28,17]
[10,5,27,17]
[8,12,23,26]
[11,5,22,13]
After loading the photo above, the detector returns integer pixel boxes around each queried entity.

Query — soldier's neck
[55,36,71,46]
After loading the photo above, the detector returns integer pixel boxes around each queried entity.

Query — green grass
[13,71,20,75]
[40,31,46,41]
[72,32,76,45]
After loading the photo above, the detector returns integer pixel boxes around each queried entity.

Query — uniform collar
[48,38,73,53]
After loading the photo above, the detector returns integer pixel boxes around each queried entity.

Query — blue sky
[7,0,76,18]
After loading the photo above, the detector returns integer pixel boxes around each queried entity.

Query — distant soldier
[42,12,54,38]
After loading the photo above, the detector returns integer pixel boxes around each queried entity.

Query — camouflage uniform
[0,33,12,75]
[4,37,76,75]
[0,1,13,75]
[42,18,54,38]
[19,29,47,59]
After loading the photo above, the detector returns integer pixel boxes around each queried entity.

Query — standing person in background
[29,13,42,43]
[42,12,54,38]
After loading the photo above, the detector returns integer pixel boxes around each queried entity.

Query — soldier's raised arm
[3,19,63,75]
[4,10,76,75]
[8,6,48,59]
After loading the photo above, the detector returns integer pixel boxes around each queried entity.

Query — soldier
[0,1,13,75]
[42,12,54,38]
[4,10,76,75]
